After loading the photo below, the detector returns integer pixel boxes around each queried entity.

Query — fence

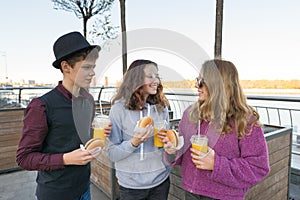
[1,86,300,167]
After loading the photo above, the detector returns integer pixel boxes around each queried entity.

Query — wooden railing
[1,86,300,160]
[0,86,300,158]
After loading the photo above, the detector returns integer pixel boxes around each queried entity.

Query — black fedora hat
[52,31,101,69]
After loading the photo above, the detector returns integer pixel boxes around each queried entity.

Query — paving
[290,183,300,200]
[1,169,300,200]
[0,170,110,200]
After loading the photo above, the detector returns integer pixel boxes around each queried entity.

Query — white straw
[99,99,103,115]
[198,119,201,136]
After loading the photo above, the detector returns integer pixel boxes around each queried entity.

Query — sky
[0,0,300,85]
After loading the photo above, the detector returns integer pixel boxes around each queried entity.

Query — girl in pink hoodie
[163,59,270,200]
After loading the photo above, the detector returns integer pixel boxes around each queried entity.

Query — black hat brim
[52,45,100,69]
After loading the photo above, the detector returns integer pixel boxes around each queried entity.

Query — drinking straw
[198,119,201,136]
[163,120,167,129]
[99,99,103,115]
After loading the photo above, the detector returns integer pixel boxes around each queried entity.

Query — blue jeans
[74,186,91,200]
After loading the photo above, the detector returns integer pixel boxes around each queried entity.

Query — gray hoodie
[108,100,170,189]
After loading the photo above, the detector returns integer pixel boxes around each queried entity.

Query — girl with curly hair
[108,59,170,200]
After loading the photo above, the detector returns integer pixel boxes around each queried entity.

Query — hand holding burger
[162,129,180,154]
[131,116,154,147]
[79,138,105,156]
[85,138,105,150]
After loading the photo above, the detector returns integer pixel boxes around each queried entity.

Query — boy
[16,31,107,200]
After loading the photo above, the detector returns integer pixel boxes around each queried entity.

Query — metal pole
[3,54,8,83]
[110,162,118,200]
[0,51,6,84]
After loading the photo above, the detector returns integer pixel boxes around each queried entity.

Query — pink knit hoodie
[170,106,270,200]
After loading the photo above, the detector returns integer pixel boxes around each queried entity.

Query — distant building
[105,76,108,86]
[28,80,35,85]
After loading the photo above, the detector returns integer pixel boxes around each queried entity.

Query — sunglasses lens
[199,81,203,88]
[196,77,204,88]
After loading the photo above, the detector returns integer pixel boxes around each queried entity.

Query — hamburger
[138,116,154,128]
[84,138,105,150]
[166,129,180,148]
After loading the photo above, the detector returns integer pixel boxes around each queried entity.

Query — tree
[51,0,114,38]
[89,13,119,46]
[119,0,127,74]
[214,0,224,59]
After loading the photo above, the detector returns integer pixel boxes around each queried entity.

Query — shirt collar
[56,81,91,101]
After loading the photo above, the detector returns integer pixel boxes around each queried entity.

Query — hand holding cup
[93,114,111,140]
[190,147,215,170]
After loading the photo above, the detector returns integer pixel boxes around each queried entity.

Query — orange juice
[192,143,208,153]
[154,120,167,147]
[93,114,110,141]
[93,128,105,140]
[154,129,164,147]
[190,135,208,153]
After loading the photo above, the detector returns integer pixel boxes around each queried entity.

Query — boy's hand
[63,148,96,165]
[104,122,112,137]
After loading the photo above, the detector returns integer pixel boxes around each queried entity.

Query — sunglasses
[195,77,205,88]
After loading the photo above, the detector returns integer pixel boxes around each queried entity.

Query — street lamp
[0,51,8,84]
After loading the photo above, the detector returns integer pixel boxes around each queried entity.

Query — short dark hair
[59,47,99,72]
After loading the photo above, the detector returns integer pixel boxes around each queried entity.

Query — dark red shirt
[16,81,93,170]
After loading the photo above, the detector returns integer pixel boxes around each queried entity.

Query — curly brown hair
[111,59,169,113]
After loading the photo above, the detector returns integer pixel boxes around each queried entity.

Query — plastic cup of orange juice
[93,114,110,140]
[190,135,208,153]
[154,120,167,147]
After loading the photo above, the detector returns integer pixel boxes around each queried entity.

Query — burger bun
[166,129,179,147]
[85,138,105,150]
[138,116,154,128]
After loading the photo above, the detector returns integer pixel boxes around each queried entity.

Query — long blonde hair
[190,60,261,137]
[188,61,227,133]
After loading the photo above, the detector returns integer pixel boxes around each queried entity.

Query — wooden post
[214,0,224,59]
[119,0,127,75]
